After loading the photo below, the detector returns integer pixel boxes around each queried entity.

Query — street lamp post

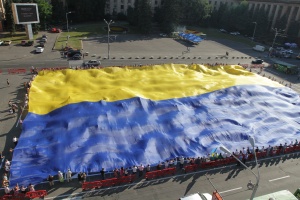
[66,11,72,38]
[252,22,257,41]
[220,135,260,200]
[104,19,114,59]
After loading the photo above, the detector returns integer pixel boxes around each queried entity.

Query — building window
[214,1,217,5]
[209,1,211,4]
[121,0,124,3]
[155,0,158,5]
[121,5,124,9]
[114,0,117,3]
[128,0,131,3]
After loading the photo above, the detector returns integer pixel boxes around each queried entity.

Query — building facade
[106,0,300,35]
[1,0,300,36]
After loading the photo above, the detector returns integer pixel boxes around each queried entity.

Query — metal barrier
[145,167,176,180]
[8,68,27,74]
[25,190,47,199]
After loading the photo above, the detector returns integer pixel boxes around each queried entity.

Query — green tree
[159,0,181,33]
[137,0,152,34]
[274,13,288,31]
[252,7,269,38]
[4,0,15,33]
[179,0,211,26]
[210,2,228,28]
[35,0,52,31]
[66,0,106,22]
[51,0,65,24]
[127,6,137,26]
[287,21,300,39]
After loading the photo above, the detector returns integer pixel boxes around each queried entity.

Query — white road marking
[269,175,290,182]
[219,187,242,194]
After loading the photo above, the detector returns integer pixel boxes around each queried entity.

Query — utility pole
[271,28,285,49]
[104,19,114,59]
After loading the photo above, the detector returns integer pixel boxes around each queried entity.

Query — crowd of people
[0,64,297,197]
[36,139,299,189]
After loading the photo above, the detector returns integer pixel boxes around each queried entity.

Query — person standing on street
[100,168,105,180]
[58,171,64,182]
[13,136,18,147]
[67,169,72,182]
[7,79,10,87]
[47,174,54,187]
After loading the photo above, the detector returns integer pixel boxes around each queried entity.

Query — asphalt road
[37,153,300,200]
[1,31,300,200]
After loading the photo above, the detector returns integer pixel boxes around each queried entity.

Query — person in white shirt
[5,165,10,173]
[242,147,246,155]
[146,164,151,172]
[179,157,184,169]
[173,158,177,167]
[58,171,64,182]
[4,185,11,194]
[67,169,72,182]
[164,160,169,169]
[13,137,18,147]
[28,184,35,192]
[132,165,137,174]
[138,164,144,177]
[5,159,10,167]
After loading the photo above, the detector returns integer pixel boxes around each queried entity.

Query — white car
[0,40,3,45]
[230,32,240,35]
[83,60,101,67]
[284,49,294,54]
[35,47,44,53]
[179,193,212,200]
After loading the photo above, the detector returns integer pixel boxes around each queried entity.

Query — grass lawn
[54,22,140,50]
[0,32,39,43]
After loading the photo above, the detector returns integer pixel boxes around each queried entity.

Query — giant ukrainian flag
[10,64,300,186]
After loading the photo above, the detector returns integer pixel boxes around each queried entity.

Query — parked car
[67,50,82,57]
[253,45,265,52]
[0,40,3,45]
[83,60,101,67]
[70,54,82,60]
[51,28,61,33]
[282,52,292,58]
[35,47,44,53]
[40,38,47,43]
[42,34,47,38]
[230,31,240,35]
[179,193,212,200]
[219,29,227,33]
[21,40,26,46]
[252,59,264,64]
[283,49,293,54]
[3,40,12,46]
[38,42,45,47]
[25,41,34,46]
[297,53,300,60]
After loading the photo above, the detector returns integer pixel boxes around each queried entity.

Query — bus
[272,59,299,75]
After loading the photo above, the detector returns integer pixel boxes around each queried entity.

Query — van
[253,45,265,52]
